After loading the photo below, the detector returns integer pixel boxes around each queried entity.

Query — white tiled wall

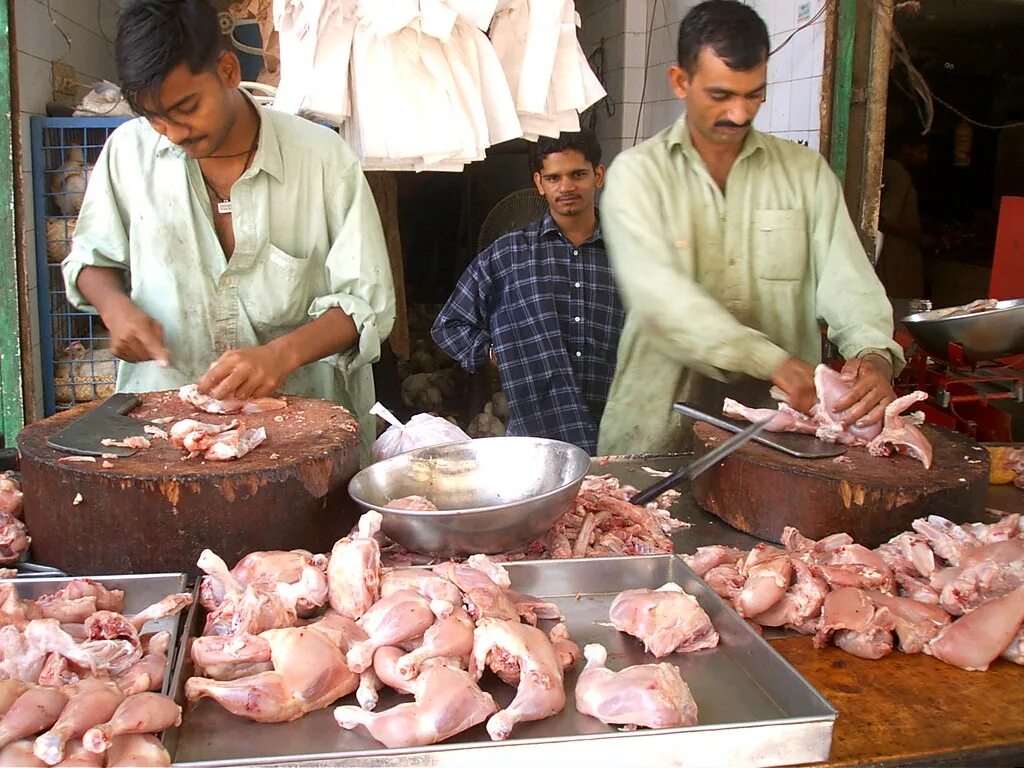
[577,0,629,163]
[15,0,120,416]
[588,0,827,155]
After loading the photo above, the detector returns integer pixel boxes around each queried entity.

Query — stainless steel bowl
[901,298,1024,362]
[348,437,591,557]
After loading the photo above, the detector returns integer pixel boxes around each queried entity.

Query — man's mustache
[715,120,752,128]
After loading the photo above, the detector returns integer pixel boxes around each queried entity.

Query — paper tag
[217,200,232,214]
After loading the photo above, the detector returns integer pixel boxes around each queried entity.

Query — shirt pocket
[752,209,808,282]
[245,243,314,331]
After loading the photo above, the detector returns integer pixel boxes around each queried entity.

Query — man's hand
[106,300,170,366]
[770,357,817,415]
[197,344,296,401]
[833,354,895,428]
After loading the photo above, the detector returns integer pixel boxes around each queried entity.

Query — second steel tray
[167,555,835,768]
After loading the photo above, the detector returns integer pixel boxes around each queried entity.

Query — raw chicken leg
[723,399,817,434]
[185,626,358,722]
[190,633,273,681]
[230,550,328,617]
[34,678,123,765]
[548,624,581,670]
[735,546,792,618]
[346,590,436,673]
[863,591,950,654]
[866,392,933,468]
[0,739,46,767]
[0,682,28,717]
[470,619,567,740]
[380,568,464,606]
[82,693,180,753]
[335,662,496,748]
[924,585,1024,671]
[0,687,68,749]
[373,647,417,695]
[327,511,383,620]
[681,545,746,577]
[104,733,171,767]
[610,583,719,656]
[433,555,517,621]
[752,558,829,635]
[129,593,193,631]
[575,644,698,729]
[47,738,102,767]
[396,607,475,679]
[834,606,896,659]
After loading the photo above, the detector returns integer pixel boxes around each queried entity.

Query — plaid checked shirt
[431,212,624,453]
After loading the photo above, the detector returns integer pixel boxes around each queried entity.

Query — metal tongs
[629,416,773,506]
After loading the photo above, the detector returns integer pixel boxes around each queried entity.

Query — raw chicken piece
[0,687,68,749]
[356,666,383,711]
[168,418,240,453]
[0,739,46,767]
[924,585,1024,671]
[0,682,28,717]
[1002,625,1024,665]
[816,544,895,594]
[863,592,950,654]
[100,436,151,450]
[47,738,102,767]
[186,626,358,722]
[879,532,936,578]
[34,679,124,765]
[911,515,978,566]
[813,365,882,445]
[610,583,719,656]
[190,634,272,681]
[470,619,566,741]
[962,514,1022,545]
[37,580,124,613]
[0,474,23,519]
[814,587,874,648]
[575,644,698,729]
[510,591,564,625]
[231,550,328,617]
[327,511,383,620]
[82,693,181,753]
[834,606,896,660]
[433,556,517,622]
[396,607,475,679]
[197,550,303,637]
[895,572,940,604]
[752,558,828,635]
[346,590,436,673]
[372,646,417,695]
[104,734,171,767]
[303,610,367,652]
[938,560,1023,616]
[702,563,745,601]
[866,392,933,468]
[178,384,287,414]
[0,619,96,682]
[0,514,29,566]
[723,398,818,434]
[384,496,438,511]
[0,584,42,628]
[81,612,142,675]
[34,597,97,625]
[681,545,746,577]
[548,624,581,670]
[335,662,496,748]
[113,642,170,696]
[380,568,464,606]
[203,426,267,461]
[735,545,791,618]
[130,593,193,631]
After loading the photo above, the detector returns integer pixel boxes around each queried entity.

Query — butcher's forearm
[268,308,359,372]
[76,265,133,318]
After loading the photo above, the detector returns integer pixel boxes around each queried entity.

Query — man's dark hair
[677,0,769,74]
[529,130,603,175]
[115,0,228,114]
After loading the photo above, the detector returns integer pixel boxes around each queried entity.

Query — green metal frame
[0,1,23,438]
[829,0,856,183]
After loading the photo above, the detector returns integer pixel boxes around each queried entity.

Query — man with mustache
[432,131,624,453]
[61,0,394,457]
[598,0,903,454]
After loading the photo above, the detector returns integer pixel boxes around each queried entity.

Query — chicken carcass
[575,644,698,729]
[335,661,496,748]
[197,550,304,637]
[470,619,567,741]
[345,590,437,674]
[190,634,273,681]
[610,583,719,656]
[924,585,1024,671]
[0,687,68,750]
[34,679,124,765]
[433,555,518,621]
[186,626,358,723]
[865,392,933,469]
[178,384,287,414]
[0,620,95,682]
[327,511,383,620]
[82,693,181,754]
[231,549,328,617]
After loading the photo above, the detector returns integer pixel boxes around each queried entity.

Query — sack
[370,403,470,462]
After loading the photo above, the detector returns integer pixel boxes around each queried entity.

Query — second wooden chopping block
[690,422,989,547]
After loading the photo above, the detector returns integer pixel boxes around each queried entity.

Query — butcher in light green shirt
[598,0,903,454]
[63,0,394,457]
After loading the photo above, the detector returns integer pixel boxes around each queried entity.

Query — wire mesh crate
[31,116,132,415]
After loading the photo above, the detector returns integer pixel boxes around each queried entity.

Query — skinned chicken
[609,583,719,656]
[327,511,383,620]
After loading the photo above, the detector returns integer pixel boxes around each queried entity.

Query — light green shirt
[62,97,395,457]
[598,119,904,455]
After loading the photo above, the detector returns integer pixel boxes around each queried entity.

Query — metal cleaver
[674,401,847,459]
[47,393,159,457]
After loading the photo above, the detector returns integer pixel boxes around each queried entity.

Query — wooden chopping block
[17,391,362,576]
[690,422,989,547]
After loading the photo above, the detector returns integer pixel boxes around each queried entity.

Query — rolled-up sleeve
[310,159,396,372]
[602,154,789,381]
[60,140,130,313]
[809,156,906,375]
[430,250,496,373]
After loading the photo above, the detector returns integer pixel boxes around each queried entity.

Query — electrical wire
[633,0,661,146]
[769,1,830,56]
[44,0,72,61]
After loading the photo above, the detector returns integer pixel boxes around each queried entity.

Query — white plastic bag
[370,403,471,462]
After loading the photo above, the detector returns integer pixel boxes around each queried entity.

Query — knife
[629,416,773,506]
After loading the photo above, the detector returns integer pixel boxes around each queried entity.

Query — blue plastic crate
[30,116,132,415]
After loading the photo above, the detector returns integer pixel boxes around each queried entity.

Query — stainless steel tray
[167,556,834,768]
[1,572,188,697]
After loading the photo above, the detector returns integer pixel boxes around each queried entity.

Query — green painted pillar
[829,0,856,183]
[0,1,24,439]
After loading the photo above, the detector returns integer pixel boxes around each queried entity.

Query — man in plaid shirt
[432,131,624,454]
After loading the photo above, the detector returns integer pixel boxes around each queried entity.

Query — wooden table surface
[774,636,1024,767]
